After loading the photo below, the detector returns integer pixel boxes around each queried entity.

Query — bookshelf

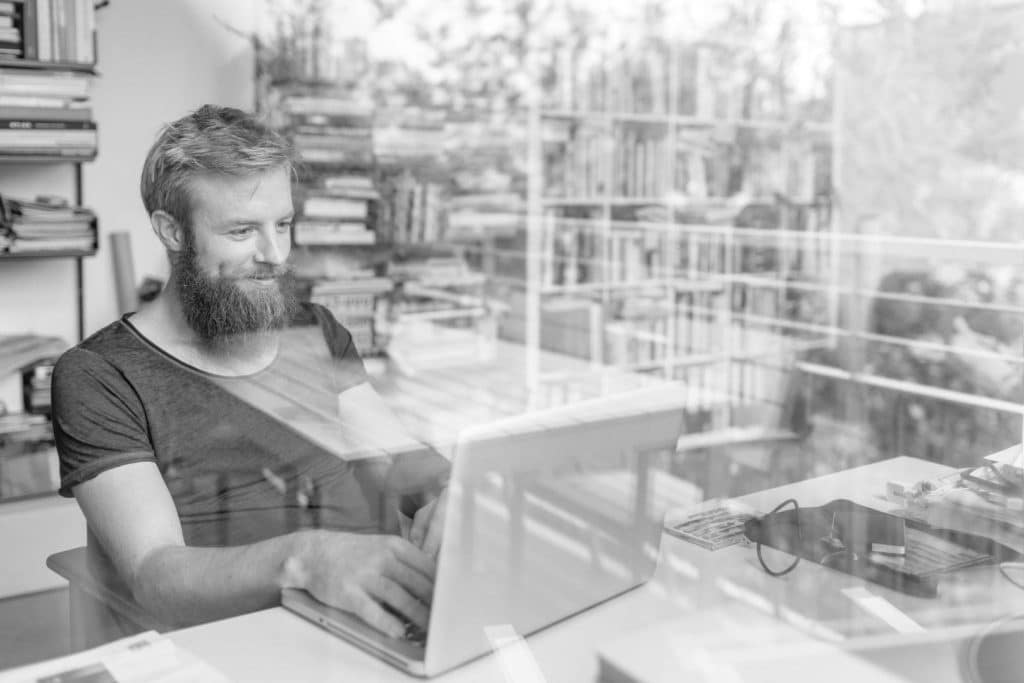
[525,35,835,406]
[256,74,383,354]
[261,84,493,361]
[257,15,514,365]
[0,0,99,507]
[0,163,98,340]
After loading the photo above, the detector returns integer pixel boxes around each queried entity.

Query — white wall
[86,0,257,333]
[0,0,256,596]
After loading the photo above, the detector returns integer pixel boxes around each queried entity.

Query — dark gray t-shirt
[52,303,401,546]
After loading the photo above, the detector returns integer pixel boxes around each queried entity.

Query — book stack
[0,193,96,253]
[309,276,392,353]
[277,92,381,246]
[295,191,375,246]
[0,66,94,157]
[282,94,374,166]
[443,120,525,241]
[373,106,445,163]
[387,256,483,288]
[445,193,523,241]
[12,0,96,65]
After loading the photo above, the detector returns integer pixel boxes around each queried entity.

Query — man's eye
[230,227,255,237]
[277,222,292,233]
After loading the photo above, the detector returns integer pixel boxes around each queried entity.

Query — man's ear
[150,210,185,253]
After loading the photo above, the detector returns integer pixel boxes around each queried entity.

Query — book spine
[35,0,48,61]
[49,0,58,61]
[85,0,93,63]
[65,0,75,63]
[0,105,91,120]
[21,0,37,60]
[53,0,64,64]
[66,0,75,63]
[77,0,86,64]
[294,232,375,246]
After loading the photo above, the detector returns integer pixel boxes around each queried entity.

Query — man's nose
[257,230,286,265]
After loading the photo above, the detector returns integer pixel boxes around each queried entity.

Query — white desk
[168,457,1024,682]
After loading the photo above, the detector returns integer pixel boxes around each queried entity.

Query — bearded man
[51,105,447,643]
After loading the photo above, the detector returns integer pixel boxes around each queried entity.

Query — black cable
[756,498,801,577]
[999,562,1024,591]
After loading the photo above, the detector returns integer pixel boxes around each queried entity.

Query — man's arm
[75,461,435,636]
[336,383,451,548]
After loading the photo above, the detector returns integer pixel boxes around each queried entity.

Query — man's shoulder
[54,317,147,377]
[289,302,356,354]
[63,317,131,356]
[289,301,345,330]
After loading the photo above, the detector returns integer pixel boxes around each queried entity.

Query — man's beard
[172,235,298,350]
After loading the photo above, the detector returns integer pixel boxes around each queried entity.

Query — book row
[0,0,95,65]
[543,121,829,203]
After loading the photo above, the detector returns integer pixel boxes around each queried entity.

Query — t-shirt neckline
[119,313,280,380]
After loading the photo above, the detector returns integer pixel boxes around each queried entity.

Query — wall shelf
[0,58,97,74]
[0,249,96,260]
[0,154,97,164]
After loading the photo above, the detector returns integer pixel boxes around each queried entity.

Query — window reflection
[4,0,1024,679]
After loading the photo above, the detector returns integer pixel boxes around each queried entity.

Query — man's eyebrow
[220,213,294,227]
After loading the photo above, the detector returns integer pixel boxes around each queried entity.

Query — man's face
[171,166,297,346]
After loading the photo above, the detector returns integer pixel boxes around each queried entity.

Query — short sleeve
[308,303,369,392]
[52,347,157,496]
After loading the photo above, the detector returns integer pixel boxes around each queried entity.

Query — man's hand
[284,532,435,639]
[409,487,448,560]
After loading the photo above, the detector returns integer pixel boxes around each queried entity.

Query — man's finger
[353,591,405,639]
[409,498,437,548]
[370,576,430,631]
[422,492,448,559]
[385,557,434,605]
[390,537,436,580]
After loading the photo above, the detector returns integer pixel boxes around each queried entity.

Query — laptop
[282,383,689,677]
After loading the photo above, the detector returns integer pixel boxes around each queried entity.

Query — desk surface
[168,456,1024,682]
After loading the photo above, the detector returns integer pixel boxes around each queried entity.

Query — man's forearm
[132,529,323,628]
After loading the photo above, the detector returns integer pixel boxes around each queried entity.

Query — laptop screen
[424,384,688,675]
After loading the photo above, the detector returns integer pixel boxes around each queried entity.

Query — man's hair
[140,104,293,227]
